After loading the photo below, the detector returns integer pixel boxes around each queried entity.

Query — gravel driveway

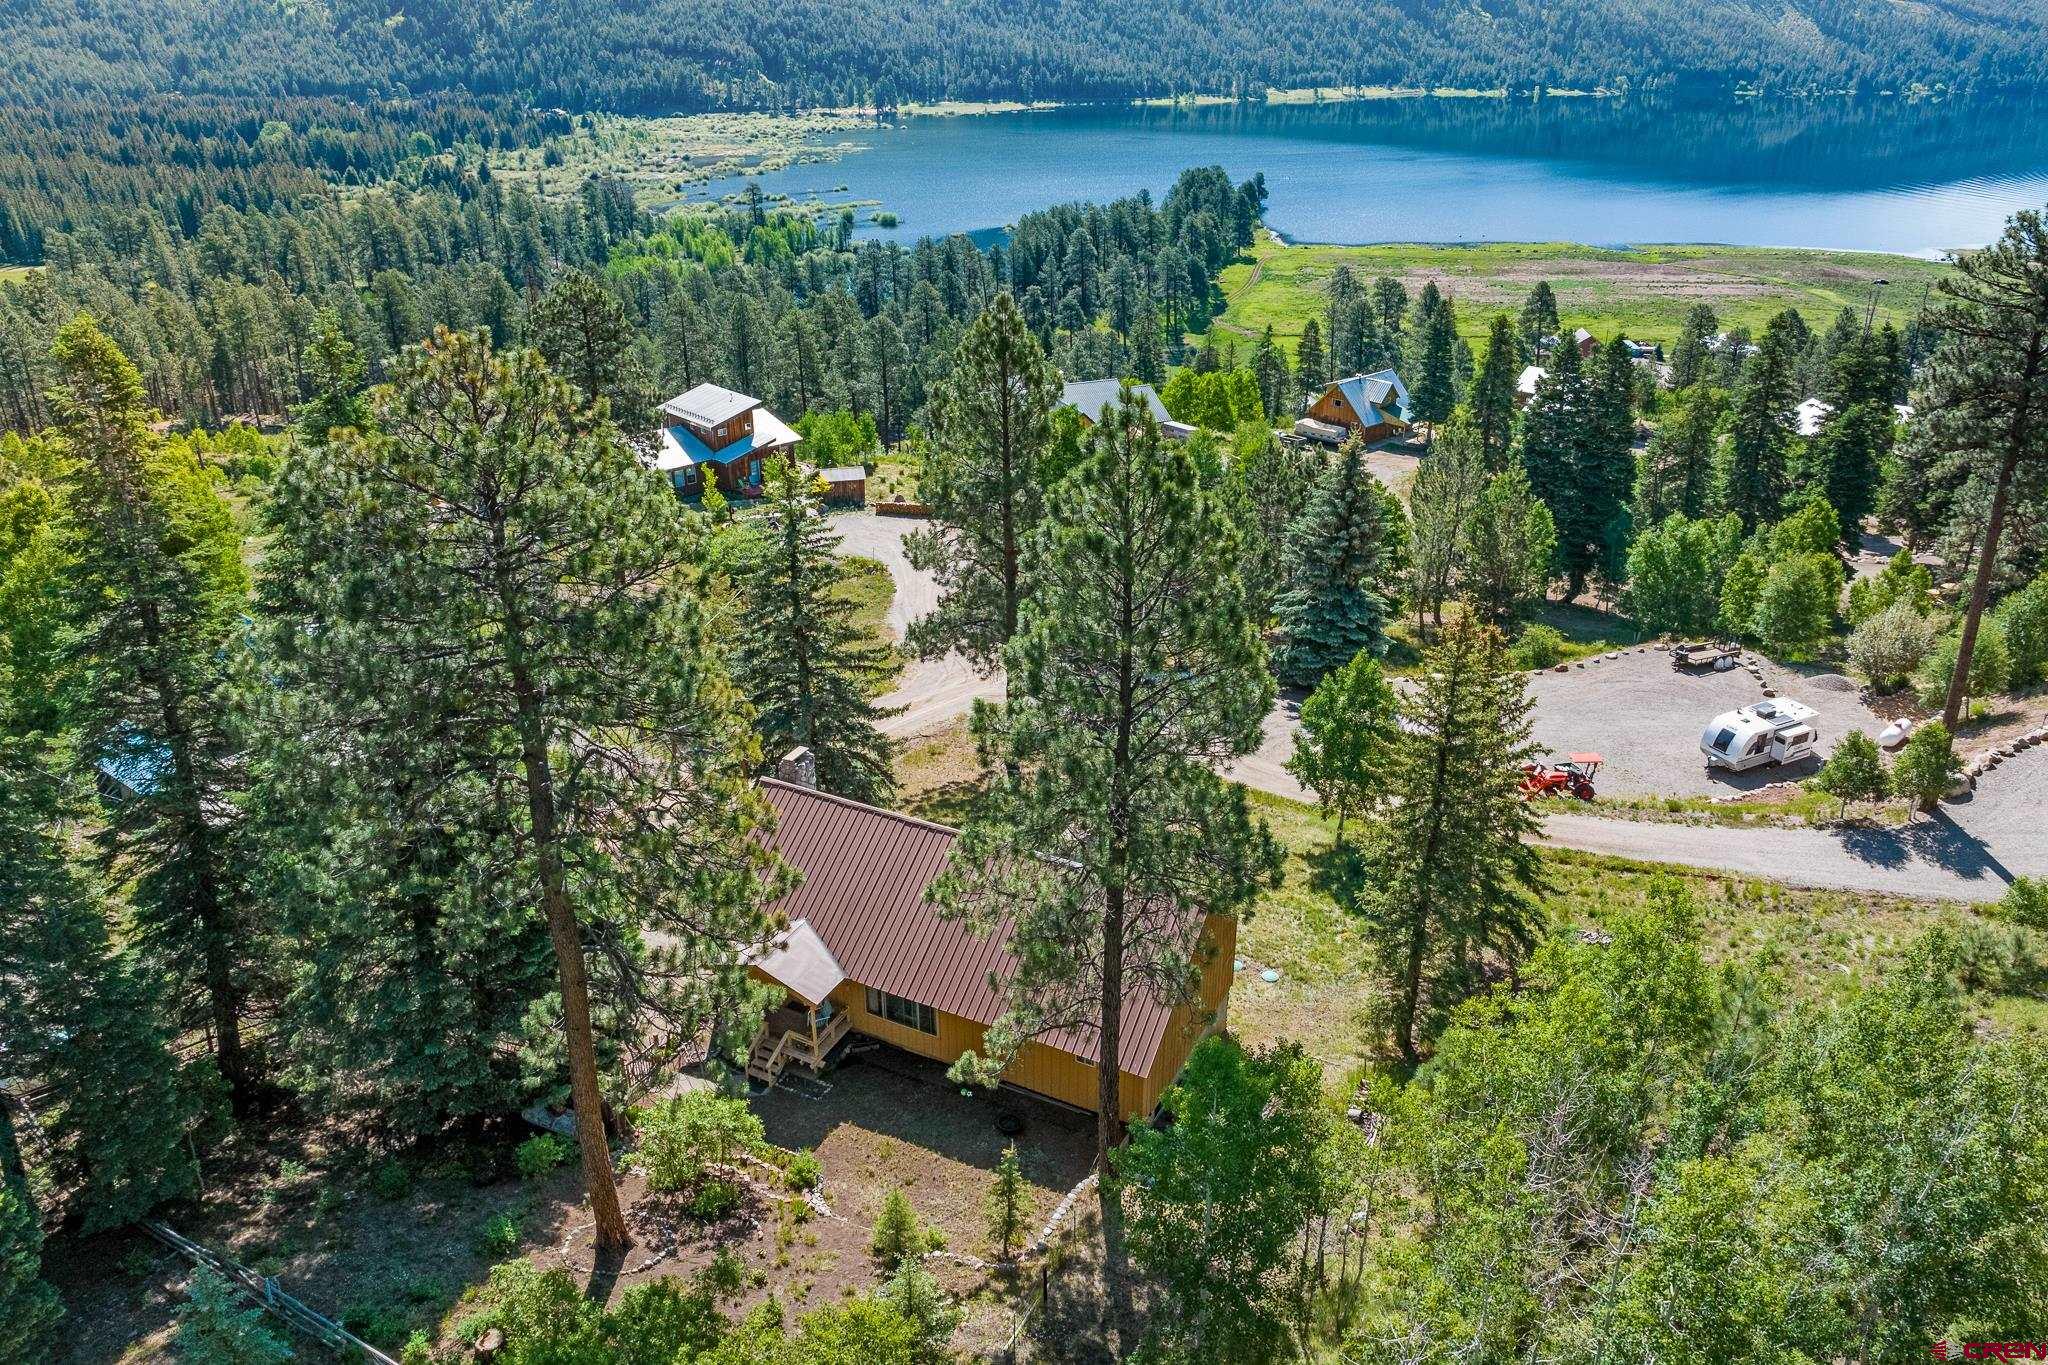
[1523,648,1885,798]
[830,510,1005,736]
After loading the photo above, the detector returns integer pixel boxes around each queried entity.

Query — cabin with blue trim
[651,383,800,498]
[1304,369,1412,443]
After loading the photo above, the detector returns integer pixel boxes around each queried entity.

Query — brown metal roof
[760,779,1183,1077]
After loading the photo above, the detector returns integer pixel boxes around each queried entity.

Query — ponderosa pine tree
[1252,325,1289,419]
[48,316,260,1111]
[1295,317,1327,397]
[1411,300,1459,444]
[868,313,910,447]
[984,1144,1027,1261]
[263,330,784,1249]
[904,292,1058,682]
[1273,437,1403,685]
[731,457,897,803]
[1520,337,1625,601]
[1357,616,1542,1064]
[1907,210,2048,730]
[929,391,1282,1353]
[530,268,643,419]
[252,374,559,1143]
[1324,266,1361,373]
[1469,314,1521,471]
[0,1107,60,1365]
[1587,335,1640,572]
[1381,276,1415,345]
[1792,326,1897,535]
[1518,281,1560,359]
[1719,311,1802,529]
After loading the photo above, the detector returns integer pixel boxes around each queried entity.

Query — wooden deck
[747,1004,854,1084]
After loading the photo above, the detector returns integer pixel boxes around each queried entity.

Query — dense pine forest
[4,0,2046,114]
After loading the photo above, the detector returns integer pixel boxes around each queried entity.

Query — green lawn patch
[831,554,903,692]
[1209,232,1953,355]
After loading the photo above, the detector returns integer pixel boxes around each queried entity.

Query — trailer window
[1711,728,1736,752]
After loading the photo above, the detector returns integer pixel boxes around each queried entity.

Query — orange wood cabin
[1305,369,1413,443]
[739,761,1236,1121]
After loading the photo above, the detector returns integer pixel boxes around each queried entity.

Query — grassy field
[1229,786,2046,1085]
[0,264,38,283]
[1208,231,1953,355]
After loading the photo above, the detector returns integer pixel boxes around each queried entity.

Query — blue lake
[691,99,2048,256]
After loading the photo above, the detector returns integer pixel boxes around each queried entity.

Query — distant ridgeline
[0,0,2043,112]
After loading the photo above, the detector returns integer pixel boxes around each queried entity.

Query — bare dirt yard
[45,1048,1096,1363]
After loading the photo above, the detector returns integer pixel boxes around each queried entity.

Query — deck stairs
[745,1006,853,1085]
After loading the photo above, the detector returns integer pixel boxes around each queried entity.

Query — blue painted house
[651,383,801,498]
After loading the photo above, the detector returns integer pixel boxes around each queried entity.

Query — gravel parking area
[1525,648,1885,799]
[1946,744,2048,879]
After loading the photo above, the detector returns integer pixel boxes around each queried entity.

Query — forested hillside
[4,0,2045,112]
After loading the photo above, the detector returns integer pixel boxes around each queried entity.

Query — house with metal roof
[741,766,1235,1120]
[1057,379,1196,441]
[649,383,800,498]
[1303,369,1413,443]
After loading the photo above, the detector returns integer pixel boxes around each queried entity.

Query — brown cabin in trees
[1304,369,1413,443]
[740,756,1235,1120]
[1058,379,1197,441]
[651,383,800,498]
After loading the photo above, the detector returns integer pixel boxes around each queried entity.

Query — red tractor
[1518,752,1603,801]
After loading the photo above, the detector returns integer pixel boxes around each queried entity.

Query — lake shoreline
[1263,228,1958,262]
[663,96,2048,255]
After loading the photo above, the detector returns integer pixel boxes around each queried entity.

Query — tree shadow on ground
[1828,805,2015,884]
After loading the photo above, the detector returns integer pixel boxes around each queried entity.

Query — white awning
[743,918,845,1006]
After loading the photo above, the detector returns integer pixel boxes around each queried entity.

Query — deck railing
[749,1006,853,1081]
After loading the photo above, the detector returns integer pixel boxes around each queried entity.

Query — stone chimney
[775,745,817,789]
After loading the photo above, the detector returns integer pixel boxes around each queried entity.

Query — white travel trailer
[1700,699,1820,773]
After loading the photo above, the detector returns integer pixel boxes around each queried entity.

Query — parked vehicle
[1672,641,1741,671]
[1519,752,1603,800]
[1700,699,1819,772]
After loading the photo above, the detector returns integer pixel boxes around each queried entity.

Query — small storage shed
[819,466,867,505]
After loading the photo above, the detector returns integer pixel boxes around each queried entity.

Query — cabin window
[715,424,726,438]
[865,987,936,1035]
